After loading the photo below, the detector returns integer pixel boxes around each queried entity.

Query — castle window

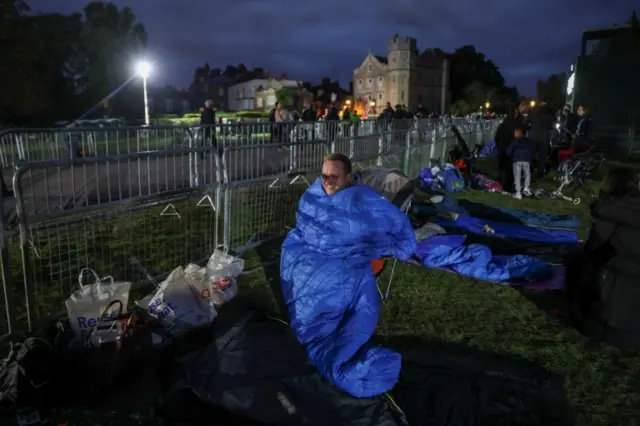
[357,79,362,89]
[367,78,373,88]
[401,91,404,101]
[377,77,384,88]
[378,93,382,100]
[368,64,372,73]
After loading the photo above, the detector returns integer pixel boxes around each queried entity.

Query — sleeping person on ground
[566,167,640,350]
[280,153,417,398]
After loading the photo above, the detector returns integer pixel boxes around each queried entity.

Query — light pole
[136,61,151,126]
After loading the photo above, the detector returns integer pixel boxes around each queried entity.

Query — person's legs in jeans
[522,161,531,195]
[513,161,523,198]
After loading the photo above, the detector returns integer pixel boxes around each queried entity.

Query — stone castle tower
[386,34,418,107]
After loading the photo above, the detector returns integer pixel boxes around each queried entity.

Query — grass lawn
[4,159,640,425]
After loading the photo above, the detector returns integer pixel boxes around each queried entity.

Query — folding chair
[374,185,414,302]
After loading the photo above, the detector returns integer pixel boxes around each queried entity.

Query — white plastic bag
[142,266,217,335]
[64,268,131,341]
[198,250,244,306]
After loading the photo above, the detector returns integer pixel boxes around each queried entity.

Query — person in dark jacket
[415,103,428,118]
[566,167,640,349]
[527,101,556,178]
[199,100,217,154]
[325,103,340,142]
[572,105,592,151]
[563,105,578,136]
[301,102,316,140]
[269,102,279,142]
[493,103,520,192]
[506,124,536,199]
[381,102,394,120]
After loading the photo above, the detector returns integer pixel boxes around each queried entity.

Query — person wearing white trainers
[506,123,536,199]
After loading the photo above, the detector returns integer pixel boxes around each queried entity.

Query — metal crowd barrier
[0,118,500,335]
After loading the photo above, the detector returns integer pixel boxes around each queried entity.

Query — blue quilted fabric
[280,178,416,398]
[436,214,579,244]
[416,234,552,282]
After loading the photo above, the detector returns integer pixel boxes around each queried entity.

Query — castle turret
[386,35,417,107]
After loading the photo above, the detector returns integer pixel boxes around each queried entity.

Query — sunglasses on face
[321,173,341,182]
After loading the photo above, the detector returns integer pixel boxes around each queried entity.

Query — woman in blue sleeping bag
[280,154,417,398]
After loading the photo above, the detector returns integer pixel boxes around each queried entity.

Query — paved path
[1,141,349,226]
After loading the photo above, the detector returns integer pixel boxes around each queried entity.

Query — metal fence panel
[0,118,499,334]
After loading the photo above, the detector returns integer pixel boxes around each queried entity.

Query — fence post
[429,129,437,166]
[220,149,231,252]
[403,126,411,175]
[0,187,16,335]
[377,131,384,167]
[12,165,34,331]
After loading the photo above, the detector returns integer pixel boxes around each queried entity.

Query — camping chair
[354,167,414,302]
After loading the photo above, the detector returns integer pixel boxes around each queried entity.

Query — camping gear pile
[420,163,466,193]
[404,195,579,291]
[0,167,578,425]
[0,249,243,425]
[420,165,504,193]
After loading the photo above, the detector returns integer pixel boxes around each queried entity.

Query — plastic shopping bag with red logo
[187,250,244,307]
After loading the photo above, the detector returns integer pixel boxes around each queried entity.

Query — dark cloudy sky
[31,0,637,95]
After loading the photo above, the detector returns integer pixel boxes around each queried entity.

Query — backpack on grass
[439,166,465,193]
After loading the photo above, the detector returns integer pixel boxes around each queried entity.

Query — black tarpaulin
[159,306,572,426]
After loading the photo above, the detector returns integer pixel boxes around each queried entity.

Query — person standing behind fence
[325,103,340,142]
[302,101,316,141]
[269,102,279,143]
[493,103,519,192]
[527,100,555,179]
[275,103,291,143]
[506,123,536,200]
[200,100,217,155]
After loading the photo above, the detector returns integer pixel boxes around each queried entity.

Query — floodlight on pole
[137,61,151,126]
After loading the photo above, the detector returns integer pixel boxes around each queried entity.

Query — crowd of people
[493,101,592,198]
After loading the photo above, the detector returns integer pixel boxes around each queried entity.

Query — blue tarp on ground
[436,214,579,244]
[416,234,552,282]
[434,197,580,230]
[280,178,417,398]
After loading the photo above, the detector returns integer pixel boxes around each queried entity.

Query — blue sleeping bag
[416,235,551,282]
[435,197,580,230]
[280,178,417,398]
[436,214,579,244]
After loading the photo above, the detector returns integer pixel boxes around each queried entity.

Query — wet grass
[6,160,640,425]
